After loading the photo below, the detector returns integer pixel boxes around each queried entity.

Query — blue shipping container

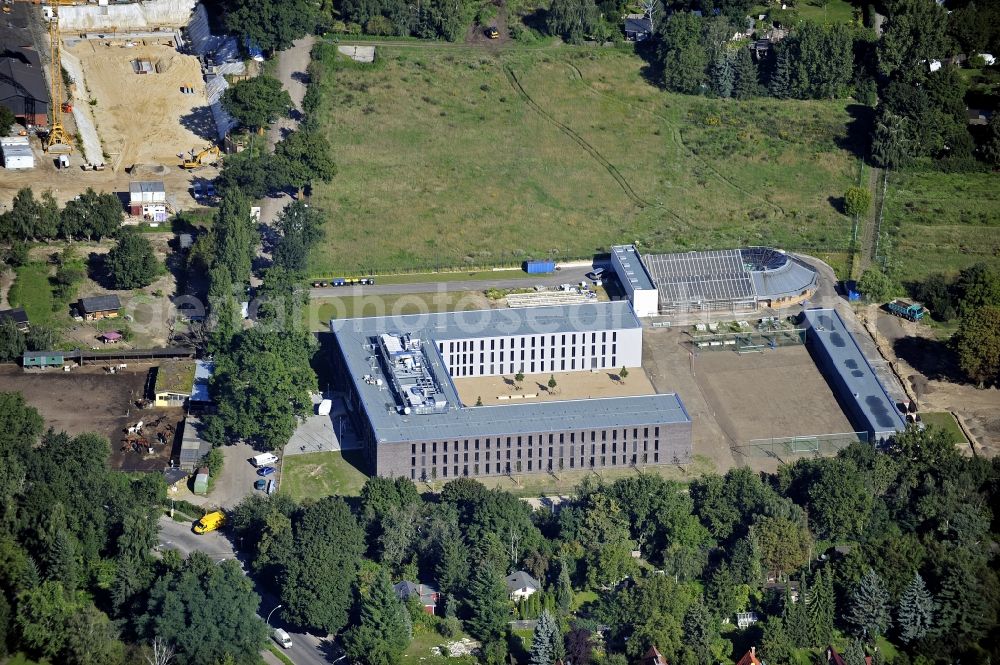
[524,259,556,274]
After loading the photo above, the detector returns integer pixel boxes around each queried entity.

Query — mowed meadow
[308,42,858,275]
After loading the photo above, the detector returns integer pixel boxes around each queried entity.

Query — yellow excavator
[180,145,221,169]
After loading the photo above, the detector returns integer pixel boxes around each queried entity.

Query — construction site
[0,0,239,206]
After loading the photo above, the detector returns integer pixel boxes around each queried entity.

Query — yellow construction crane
[180,145,221,169]
[42,1,74,153]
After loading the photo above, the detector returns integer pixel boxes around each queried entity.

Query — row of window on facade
[410,451,667,480]
[439,331,619,354]
[415,439,662,462]
[410,426,662,454]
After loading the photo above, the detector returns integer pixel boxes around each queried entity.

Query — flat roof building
[610,245,818,315]
[128,180,167,223]
[154,361,196,408]
[1,137,34,169]
[801,308,906,442]
[331,302,692,480]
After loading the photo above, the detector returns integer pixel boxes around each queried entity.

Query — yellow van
[193,510,225,534]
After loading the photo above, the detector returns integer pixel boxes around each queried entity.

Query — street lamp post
[266,604,282,627]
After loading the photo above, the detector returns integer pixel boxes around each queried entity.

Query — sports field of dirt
[453,368,655,406]
[692,346,855,443]
[67,39,209,167]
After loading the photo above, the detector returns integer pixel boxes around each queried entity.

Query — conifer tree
[783,580,810,648]
[897,573,935,644]
[556,558,573,615]
[846,568,891,640]
[711,51,734,98]
[467,564,509,642]
[733,47,759,100]
[530,610,558,665]
[808,568,835,647]
[343,567,412,665]
[769,44,792,99]
[843,639,867,665]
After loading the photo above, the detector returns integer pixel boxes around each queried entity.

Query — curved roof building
[611,245,818,315]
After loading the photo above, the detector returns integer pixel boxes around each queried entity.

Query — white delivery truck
[252,453,278,468]
[317,399,333,416]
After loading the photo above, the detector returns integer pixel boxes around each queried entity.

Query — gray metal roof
[636,247,817,307]
[801,308,906,437]
[332,303,690,444]
[744,249,818,300]
[611,245,656,291]
[129,180,165,194]
[642,249,756,306]
[331,300,642,341]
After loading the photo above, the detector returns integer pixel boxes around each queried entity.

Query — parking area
[285,395,361,456]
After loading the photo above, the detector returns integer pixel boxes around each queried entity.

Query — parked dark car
[256,466,276,477]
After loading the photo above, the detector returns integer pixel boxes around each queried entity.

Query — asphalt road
[308,265,599,298]
[156,515,338,665]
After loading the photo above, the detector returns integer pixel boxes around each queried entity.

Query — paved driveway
[212,442,273,508]
[285,395,361,457]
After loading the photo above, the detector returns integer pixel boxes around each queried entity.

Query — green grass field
[8,263,60,327]
[280,450,368,499]
[919,412,969,445]
[883,169,1000,281]
[309,44,856,276]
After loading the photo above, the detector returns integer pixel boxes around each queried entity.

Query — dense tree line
[221,0,474,44]
[871,0,1000,169]
[653,11,863,101]
[0,393,266,664]
[200,57,330,451]
[644,0,1000,171]
[0,187,123,246]
[227,426,998,665]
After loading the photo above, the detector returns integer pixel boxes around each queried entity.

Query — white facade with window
[437,326,642,377]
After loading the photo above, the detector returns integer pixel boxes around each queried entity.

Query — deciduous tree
[281,497,366,634]
[106,229,161,289]
[844,186,873,217]
[222,76,292,132]
[274,129,337,193]
[203,327,316,449]
[140,553,266,665]
[223,0,317,52]
[657,13,708,94]
[954,306,1000,387]
[858,268,894,303]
